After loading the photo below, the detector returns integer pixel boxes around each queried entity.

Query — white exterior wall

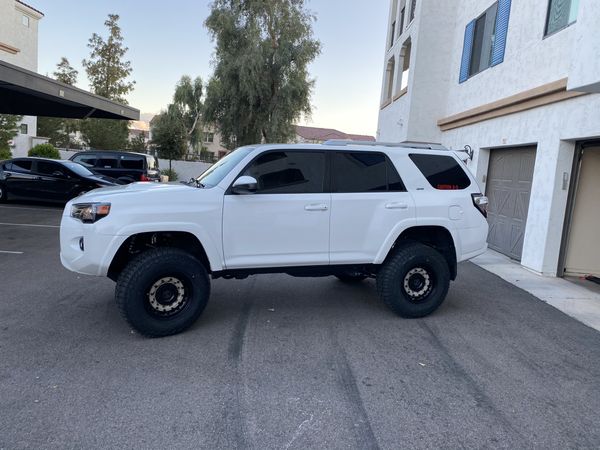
[0,0,43,158]
[378,0,600,276]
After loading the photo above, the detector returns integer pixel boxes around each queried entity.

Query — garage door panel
[486,147,536,261]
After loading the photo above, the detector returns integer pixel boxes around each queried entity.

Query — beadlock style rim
[147,277,187,314]
[403,267,432,301]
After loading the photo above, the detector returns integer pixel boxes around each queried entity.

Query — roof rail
[322,140,447,150]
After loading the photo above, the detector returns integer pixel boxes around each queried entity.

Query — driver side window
[243,151,325,194]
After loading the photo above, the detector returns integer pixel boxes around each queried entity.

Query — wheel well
[390,226,457,280]
[107,231,210,281]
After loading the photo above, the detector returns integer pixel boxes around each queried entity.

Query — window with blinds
[545,0,579,36]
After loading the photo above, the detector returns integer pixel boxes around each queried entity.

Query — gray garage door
[486,147,536,261]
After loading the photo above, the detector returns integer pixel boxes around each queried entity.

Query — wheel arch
[107,231,214,281]
[379,225,458,280]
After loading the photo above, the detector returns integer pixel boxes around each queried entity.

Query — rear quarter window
[409,154,471,190]
[120,156,145,170]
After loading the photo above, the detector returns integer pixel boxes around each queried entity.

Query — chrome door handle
[385,202,409,210]
[305,203,328,211]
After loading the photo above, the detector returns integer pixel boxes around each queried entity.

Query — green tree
[151,106,187,171]
[127,131,147,152]
[0,114,21,154]
[37,57,79,148]
[173,76,204,152]
[28,143,61,159]
[204,0,320,148]
[81,14,134,150]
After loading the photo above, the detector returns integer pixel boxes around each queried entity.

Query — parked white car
[60,141,489,337]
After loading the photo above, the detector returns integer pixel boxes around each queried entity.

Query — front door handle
[305,203,328,211]
[385,202,409,210]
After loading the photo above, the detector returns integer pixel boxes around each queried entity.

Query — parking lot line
[0,250,23,254]
[0,222,60,228]
[0,205,61,212]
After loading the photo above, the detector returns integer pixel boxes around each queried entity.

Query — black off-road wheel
[115,248,210,337]
[377,242,450,318]
[335,271,368,283]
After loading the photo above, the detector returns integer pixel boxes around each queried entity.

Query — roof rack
[322,140,447,150]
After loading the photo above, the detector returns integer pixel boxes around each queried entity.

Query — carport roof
[0,60,139,120]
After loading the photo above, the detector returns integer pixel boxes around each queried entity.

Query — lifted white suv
[60,141,488,337]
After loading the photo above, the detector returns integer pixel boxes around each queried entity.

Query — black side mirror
[232,176,258,194]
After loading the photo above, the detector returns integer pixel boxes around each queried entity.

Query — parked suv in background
[60,141,489,337]
[69,151,160,184]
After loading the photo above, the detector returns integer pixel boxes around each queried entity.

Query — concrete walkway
[472,249,600,332]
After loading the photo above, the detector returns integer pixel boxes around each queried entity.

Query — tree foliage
[82,14,134,103]
[173,76,204,151]
[0,114,21,152]
[204,0,321,148]
[37,58,79,148]
[81,14,134,150]
[127,131,147,152]
[28,143,61,159]
[151,106,188,170]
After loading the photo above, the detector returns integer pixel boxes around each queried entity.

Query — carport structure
[0,59,139,120]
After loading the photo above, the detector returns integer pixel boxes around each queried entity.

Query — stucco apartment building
[0,0,44,156]
[378,0,600,278]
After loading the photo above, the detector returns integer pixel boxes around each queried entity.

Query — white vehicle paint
[60,142,489,337]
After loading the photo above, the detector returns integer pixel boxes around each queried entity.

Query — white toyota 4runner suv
[60,141,488,337]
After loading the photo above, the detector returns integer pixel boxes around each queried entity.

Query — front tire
[115,248,210,337]
[377,242,450,318]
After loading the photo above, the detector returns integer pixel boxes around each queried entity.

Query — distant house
[294,126,375,144]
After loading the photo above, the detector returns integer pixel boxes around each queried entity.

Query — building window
[545,0,579,36]
[459,0,511,83]
[389,0,398,48]
[20,124,28,134]
[469,2,498,77]
[409,0,417,22]
[22,15,29,27]
[399,5,406,36]
[383,57,395,102]
[399,39,411,92]
[204,132,214,143]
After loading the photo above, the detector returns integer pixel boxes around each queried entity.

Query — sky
[34,0,389,137]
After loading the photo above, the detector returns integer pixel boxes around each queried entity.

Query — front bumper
[60,214,126,277]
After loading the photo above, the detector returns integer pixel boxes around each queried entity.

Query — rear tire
[377,242,450,318]
[0,184,6,203]
[115,247,210,337]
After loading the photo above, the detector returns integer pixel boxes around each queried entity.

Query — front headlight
[71,202,111,223]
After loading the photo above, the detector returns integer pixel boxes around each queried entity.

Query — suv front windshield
[196,146,255,187]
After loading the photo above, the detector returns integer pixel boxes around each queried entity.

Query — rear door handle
[305,203,328,211]
[385,202,409,210]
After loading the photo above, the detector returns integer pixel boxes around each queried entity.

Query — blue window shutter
[459,20,476,83]
[491,0,511,67]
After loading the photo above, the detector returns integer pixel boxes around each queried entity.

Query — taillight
[471,193,488,218]
[140,174,150,181]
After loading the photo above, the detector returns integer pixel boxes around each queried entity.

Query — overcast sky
[35,0,388,136]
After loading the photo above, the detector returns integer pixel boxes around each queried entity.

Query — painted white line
[0,222,59,228]
[0,205,61,211]
[0,250,23,254]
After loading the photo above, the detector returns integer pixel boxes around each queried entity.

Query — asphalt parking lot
[1,203,600,449]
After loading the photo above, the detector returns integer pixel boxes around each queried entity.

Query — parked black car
[0,157,119,204]
[69,151,160,183]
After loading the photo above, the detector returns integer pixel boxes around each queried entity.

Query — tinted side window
[120,156,145,170]
[11,160,33,173]
[97,157,118,169]
[35,161,61,175]
[73,154,97,168]
[244,151,325,194]
[409,154,471,190]
[333,152,387,193]
[387,158,406,191]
